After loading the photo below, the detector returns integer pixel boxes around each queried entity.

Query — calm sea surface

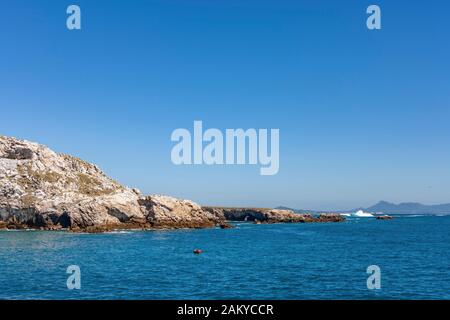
[1,216,449,299]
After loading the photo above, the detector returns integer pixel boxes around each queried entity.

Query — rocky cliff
[0,136,344,232]
[0,136,223,231]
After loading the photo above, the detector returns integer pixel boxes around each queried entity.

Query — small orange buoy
[193,249,203,254]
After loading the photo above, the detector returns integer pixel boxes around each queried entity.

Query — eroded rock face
[0,136,222,231]
[139,195,225,228]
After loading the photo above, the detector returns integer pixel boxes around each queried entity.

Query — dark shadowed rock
[376,215,394,220]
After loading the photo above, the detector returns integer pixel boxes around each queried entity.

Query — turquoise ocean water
[0,216,449,299]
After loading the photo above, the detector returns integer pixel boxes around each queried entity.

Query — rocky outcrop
[317,213,345,222]
[0,136,223,231]
[376,215,394,220]
[138,195,225,229]
[0,136,344,232]
[203,207,345,224]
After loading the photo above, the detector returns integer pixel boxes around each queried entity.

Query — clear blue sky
[1,0,449,210]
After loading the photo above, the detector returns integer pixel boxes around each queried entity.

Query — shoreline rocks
[0,136,344,233]
[376,215,394,220]
[202,207,345,224]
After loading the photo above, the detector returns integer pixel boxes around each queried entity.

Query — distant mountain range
[365,201,450,215]
[276,201,450,215]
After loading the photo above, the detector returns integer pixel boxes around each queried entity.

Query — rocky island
[0,136,344,232]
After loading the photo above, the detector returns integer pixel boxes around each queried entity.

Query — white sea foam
[351,210,374,218]
[105,230,134,234]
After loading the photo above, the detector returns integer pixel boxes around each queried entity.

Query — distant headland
[277,201,450,215]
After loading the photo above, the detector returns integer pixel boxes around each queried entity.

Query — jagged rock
[0,136,221,231]
[138,195,223,228]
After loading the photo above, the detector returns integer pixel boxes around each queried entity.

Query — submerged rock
[376,215,394,220]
